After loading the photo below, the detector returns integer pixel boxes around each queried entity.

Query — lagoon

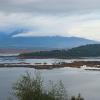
[0,67,100,100]
[0,58,100,100]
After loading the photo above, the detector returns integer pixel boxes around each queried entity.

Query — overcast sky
[0,0,100,41]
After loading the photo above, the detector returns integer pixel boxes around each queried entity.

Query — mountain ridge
[0,33,98,50]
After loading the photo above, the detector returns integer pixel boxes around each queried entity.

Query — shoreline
[0,61,100,70]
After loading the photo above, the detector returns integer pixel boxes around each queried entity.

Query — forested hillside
[19,44,100,58]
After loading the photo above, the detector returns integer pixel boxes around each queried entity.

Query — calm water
[0,58,100,100]
[1,56,100,64]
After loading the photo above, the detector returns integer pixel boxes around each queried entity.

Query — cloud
[0,0,100,42]
[0,12,100,41]
[0,0,100,14]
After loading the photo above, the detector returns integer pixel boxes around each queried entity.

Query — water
[0,67,100,100]
[1,56,100,64]
[0,58,100,100]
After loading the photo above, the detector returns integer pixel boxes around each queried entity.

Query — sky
[0,0,100,41]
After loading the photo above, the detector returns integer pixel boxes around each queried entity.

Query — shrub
[71,94,84,100]
[12,71,84,100]
[12,71,68,100]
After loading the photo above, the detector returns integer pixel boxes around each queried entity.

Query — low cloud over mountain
[0,32,98,49]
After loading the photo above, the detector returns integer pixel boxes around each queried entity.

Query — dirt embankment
[0,61,100,69]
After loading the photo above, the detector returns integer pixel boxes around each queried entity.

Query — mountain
[0,33,99,50]
[19,44,100,58]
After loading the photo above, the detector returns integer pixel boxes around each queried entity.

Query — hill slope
[66,44,100,57]
[19,44,100,58]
